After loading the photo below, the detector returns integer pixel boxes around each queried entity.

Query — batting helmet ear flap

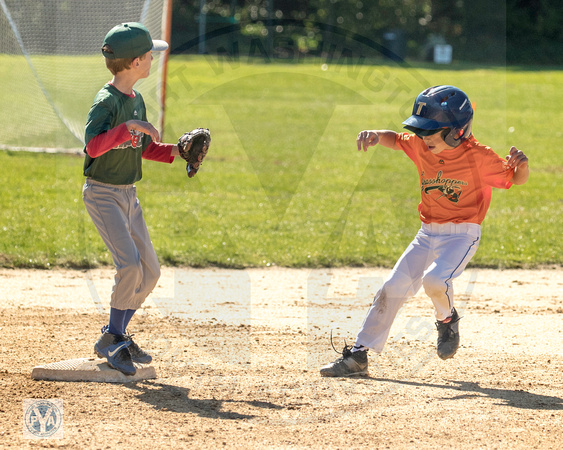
[441,119,473,147]
[440,128,451,137]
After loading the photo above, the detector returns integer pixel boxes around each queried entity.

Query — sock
[108,308,127,336]
[123,309,136,332]
[352,344,368,353]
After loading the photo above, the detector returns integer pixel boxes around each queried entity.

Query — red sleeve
[85,123,130,158]
[142,142,175,163]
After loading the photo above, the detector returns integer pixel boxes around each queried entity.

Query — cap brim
[404,125,444,136]
[402,115,443,130]
[151,40,169,52]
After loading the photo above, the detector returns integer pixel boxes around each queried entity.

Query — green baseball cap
[102,22,168,59]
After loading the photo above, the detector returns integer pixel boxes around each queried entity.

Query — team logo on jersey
[129,130,142,148]
[420,170,467,203]
[114,130,143,149]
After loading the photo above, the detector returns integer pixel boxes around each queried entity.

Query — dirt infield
[1,267,562,448]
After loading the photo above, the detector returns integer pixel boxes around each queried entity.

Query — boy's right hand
[126,120,160,143]
[356,130,379,151]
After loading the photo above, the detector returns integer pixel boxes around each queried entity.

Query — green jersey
[83,83,151,185]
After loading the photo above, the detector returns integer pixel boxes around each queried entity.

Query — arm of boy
[506,146,529,185]
[357,130,398,152]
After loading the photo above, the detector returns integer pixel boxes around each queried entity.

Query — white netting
[0,0,168,152]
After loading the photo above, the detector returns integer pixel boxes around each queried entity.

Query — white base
[31,358,156,383]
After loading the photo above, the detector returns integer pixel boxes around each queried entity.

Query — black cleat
[436,308,461,360]
[320,344,368,377]
[94,327,136,376]
[124,331,153,364]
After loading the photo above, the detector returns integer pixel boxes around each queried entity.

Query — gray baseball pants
[83,178,160,310]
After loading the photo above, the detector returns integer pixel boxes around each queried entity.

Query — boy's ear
[129,56,140,68]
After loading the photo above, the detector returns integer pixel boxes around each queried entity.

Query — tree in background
[170,0,562,65]
[506,0,563,64]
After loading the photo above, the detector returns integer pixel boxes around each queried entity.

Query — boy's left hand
[506,146,529,185]
[506,146,528,170]
[126,120,160,143]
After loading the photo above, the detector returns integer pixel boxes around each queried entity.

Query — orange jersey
[395,133,514,225]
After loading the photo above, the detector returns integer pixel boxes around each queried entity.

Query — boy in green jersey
[83,23,181,376]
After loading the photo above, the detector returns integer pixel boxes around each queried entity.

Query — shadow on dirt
[125,380,284,419]
[373,378,563,410]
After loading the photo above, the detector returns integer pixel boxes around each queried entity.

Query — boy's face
[135,51,153,78]
[419,130,455,154]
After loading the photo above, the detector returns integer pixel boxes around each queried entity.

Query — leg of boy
[354,228,437,352]
[120,190,159,365]
[420,223,480,359]
[127,187,161,310]
[84,180,157,368]
[108,308,128,335]
[83,181,157,310]
[320,230,437,377]
[421,223,480,320]
[123,309,136,330]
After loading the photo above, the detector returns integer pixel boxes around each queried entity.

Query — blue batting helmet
[402,85,473,147]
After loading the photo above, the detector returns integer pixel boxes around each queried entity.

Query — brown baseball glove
[177,128,211,178]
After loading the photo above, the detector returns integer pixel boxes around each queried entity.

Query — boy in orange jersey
[321,85,529,377]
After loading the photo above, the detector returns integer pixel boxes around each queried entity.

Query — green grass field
[0,56,561,268]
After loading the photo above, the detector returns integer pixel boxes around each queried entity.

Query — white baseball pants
[355,222,481,352]
[83,178,161,310]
